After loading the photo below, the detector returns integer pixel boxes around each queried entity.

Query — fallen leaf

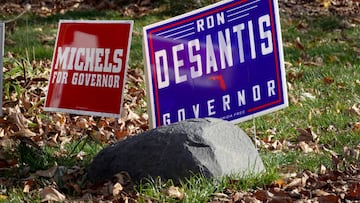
[76,151,87,161]
[320,164,327,174]
[285,177,306,189]
[211,192,230,202]
[112,182,123,196]
[349,103,360,115]
[273,179,287,188]
[40,187,66,202]
[254,190,270,201]
[352,122,360,132]
[323,76,334,85]
[294,37,305,50]
[269,195,293,203]
[36,164,58,178]
[23,179,35,193]
[313,189,331,196]
[232,192,244,202]
[76,117,89,129]
[317,194,340,203]
[348,182,360,200]
[301,92,316,100]
[298,141,314,153]
[296,128,317,142]
[11,128,37,138]
[164,186,184,200]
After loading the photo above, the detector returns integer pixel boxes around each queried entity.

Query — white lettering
[54,47,70,70]
[84,48,95,71]
[259,14,273,55]
[222,94,230,111]
[71,73,120,88]
[178,108,186,121]
[248,20,256,59]
[206,35,218,74]
[196,12,225,32]
[253,85,261,101]
[237,90,246,106]
[95,49,104,72]
[192,104,200,118]
[74,48,85,71]
[233,24,245,63]
[155,50,170,89]
[218,28,233,69]
[267,80,276,96]
[112,49,123,73]
[188,39,202,79]
[173,44,187,84]
[207,99,216,116]
[51,71,68,84]
[163,113,171,125]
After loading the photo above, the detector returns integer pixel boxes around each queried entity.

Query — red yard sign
[44,20,133,117]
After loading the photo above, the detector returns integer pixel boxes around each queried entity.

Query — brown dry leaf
[115,129,129,140]
[11,128,37,138]
[317,194,340,203]
[0,128,5,138]
[323,146,338,158]
[253,190,270,201]
[112,182,123,196]
[273,179,287,188]
[285,176,307,189]
[76,117,89,129]
[348,182,360,200]
[343,145,360,160]
[232,191,244,202]
[349,103,360,115]
[76,151,87,161]
[20,92,32,110]
[23,179,36,193]
[294,37,305,50]
[287,71,304,82]
[301,92,316,101]
[269,195,293,203]
[298,141,314,153]
[320,164,327,174]
[7,106,30,130]
[40,186,66,202]
[164,186,185,200]
[323,76,335,85]
[352,122,360,132]
[313,189,331,196]
[296,128,317,142]
[36,164,58,178]
[211,192,230,202]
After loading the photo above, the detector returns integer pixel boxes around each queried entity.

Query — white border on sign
[43,20,133,118]
[143,0,288,128]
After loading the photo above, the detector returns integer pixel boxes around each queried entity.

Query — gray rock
[87,118,264,183]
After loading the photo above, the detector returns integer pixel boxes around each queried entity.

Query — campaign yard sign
[44,20,133,117]
[143,0,288,128]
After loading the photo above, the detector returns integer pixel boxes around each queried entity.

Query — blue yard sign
[143,0,288,128]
